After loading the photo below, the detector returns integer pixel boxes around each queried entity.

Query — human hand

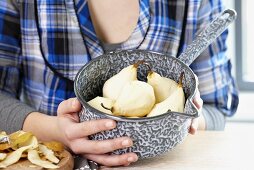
[56,98,138,166]
[189,89,205,135]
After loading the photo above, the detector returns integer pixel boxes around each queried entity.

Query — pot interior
[74,50,197,116]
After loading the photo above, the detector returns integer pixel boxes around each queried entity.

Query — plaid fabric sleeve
[190,0,239,116]
[0,1,37,132]
[0,0,22,97]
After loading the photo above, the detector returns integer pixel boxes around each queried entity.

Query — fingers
[84,153,138,167]
[58,98,81,116]
[65,119,116,139]
[57,98,137,167]
[189,118,199,135]
[70,137,133,154]
[190,88,203,135]
[193,90,203,110]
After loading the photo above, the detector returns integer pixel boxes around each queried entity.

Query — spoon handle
[178,9,237,66]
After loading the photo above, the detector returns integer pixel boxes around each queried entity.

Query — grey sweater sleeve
[202,104,226,130]
[0,91,36,134]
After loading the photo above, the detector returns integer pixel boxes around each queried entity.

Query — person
[0,0,238,167]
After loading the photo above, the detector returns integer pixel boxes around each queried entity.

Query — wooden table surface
[101,123,254,170]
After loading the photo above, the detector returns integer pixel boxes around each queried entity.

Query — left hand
[56,98,138,167]
[189,89,205,135]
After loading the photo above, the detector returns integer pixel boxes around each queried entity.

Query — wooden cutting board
[5,150,74,170]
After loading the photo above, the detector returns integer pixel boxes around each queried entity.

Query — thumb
[57,98,81,119]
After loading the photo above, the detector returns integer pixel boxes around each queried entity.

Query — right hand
[56,98,138,167]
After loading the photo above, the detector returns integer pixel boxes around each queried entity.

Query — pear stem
[178,72,185,87]
[101,103,111,111]
[133,60,145,68]
[142,62,152,73]
[133,60,152,72]
[134,60,153,77]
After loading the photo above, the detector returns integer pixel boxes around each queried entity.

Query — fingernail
[190,125,197,135]
[190,128,196,135]
[105,121,115,128]
[127,157,137,163]
[122,139,131,147]
[72,99,77,108]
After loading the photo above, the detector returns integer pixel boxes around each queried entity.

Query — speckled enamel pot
[74,50,199,159]
[74,9,236,160]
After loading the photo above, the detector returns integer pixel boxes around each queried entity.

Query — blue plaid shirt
[0,0,238,116]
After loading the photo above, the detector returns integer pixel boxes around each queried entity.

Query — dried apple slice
[0,144,31,168]
[0,153,7,161]
[38,144,59,164]
[9,131,33,150]
[9,131,25,141]
[0,132,7,138]
[0,133,10,151]
[0,143,11,151]
[28,150,59,169]
[42,141,64,152]
[0,133,9,144]
[0,135,38,168]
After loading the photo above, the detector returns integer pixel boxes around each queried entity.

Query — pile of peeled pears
[87,61,186,118]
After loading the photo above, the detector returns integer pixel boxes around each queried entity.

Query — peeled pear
[88,96,115,114]
[111,80,155,117]
[147,71,178,103]
[0,153,6,161]
[147,73,185,117]
[103,62,141,100]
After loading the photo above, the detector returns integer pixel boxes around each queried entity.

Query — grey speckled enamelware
[74,9,236,159]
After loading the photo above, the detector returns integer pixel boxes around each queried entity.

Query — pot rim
[74,49,199,122]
